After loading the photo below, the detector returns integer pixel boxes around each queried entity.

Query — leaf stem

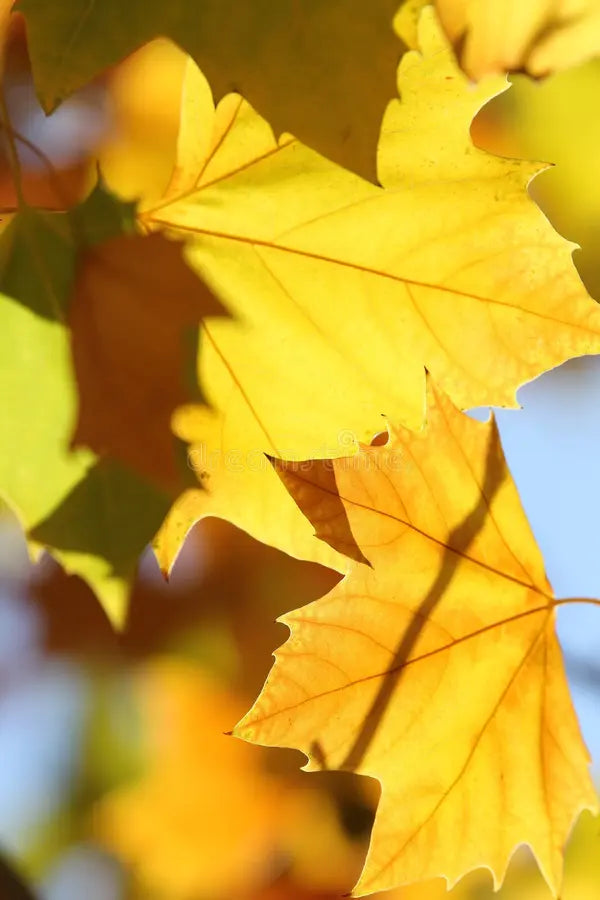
[0,82,24,206]
[554,597,600,610]
[0,118,71,210]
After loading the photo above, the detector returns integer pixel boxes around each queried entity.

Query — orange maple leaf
[236,378,598,896]
[94,662,282,900]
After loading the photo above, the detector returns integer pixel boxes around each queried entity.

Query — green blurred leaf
[19,0,408,181]
[0,185,175,626]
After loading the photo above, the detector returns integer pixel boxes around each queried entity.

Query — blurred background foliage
[1,10,600,900]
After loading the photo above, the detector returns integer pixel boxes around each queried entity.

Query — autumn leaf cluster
[2,1,600,896]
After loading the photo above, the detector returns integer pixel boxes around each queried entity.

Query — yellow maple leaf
[149,8,600,576]
[235,377,598,896]
[435,0,600,78]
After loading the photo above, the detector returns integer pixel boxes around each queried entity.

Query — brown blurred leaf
[0,853,36,900]
[70,232,226,492]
